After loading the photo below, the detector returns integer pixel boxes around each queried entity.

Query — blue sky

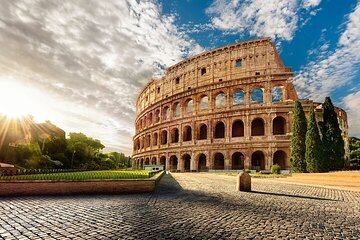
[0,0,359,154]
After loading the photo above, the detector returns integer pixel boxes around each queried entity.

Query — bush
[270,164,281,174]
[243,168,251,173]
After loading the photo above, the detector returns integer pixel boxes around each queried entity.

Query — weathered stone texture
[132,38,349,171]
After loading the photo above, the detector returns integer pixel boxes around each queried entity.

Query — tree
[305,106,324,172]
[66,133,105,168]
[322,97,345,171]
[290,101,307,172]
[349,137,360,160]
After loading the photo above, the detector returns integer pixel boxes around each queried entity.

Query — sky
[0,0,359,155]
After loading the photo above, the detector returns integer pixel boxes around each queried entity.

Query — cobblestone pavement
[0,173,359,240]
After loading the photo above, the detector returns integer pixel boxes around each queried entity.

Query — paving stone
[0,173,359,239]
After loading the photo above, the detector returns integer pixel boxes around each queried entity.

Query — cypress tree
[322,97,345,171]
[290,100,307,172]
[306,106,323,172]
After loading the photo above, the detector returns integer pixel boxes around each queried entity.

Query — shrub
[243,168,251,173]
[270,164,281,174]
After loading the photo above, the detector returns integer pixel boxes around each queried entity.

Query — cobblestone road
[0,173,359,240]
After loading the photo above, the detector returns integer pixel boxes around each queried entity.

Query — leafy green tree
[305,106,324,172]
[66,133,105,168]
[322,97,345,171]
[349,137,360,160]
[290,101,307,172]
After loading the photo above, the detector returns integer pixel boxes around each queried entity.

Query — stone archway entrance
[160,156,166,168]
[182,154,191,172]
[198,154,207,172]
[231,152,244,170]
[251,151,265,171]
[170,156,178,171]
[273,150,287,169]
[213,153,224,170]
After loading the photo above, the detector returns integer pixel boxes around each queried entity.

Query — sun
[0,79,43,119]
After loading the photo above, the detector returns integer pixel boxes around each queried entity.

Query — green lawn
[0,170,160,181]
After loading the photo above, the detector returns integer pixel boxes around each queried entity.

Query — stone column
[165,157,170,171]
[178,156,183,172]
[190,153,197,172]
[244,155,251,169]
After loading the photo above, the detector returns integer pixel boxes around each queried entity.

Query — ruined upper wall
[136,37,292,114]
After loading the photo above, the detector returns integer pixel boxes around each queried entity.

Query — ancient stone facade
[132,38,349,172]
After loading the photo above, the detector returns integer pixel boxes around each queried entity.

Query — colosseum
[132,37,349,172]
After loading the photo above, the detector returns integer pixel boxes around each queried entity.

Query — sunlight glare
[0,79,45,120]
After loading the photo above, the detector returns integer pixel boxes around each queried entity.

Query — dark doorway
[214,122,225,138]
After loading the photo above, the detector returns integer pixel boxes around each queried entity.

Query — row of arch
[134,150,288,171]
[136,86,285,132]
[134,116,286,151]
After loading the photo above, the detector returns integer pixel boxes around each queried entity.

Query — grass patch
[0,170,160,181]
[212,172,291,178]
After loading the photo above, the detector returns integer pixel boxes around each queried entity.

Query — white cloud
[206,0,321,42]
[342,91,360,137]
[302,0,322,9]
[293,2,360,101]
[0,0,203,155]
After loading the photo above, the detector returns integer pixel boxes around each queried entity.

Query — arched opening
[161,130,168,144]
[148,112,153,126]
[200,95,208,111]
[138,119,142,130]
[198,124,207,140]
[273,150,287,169]
[153,133,158,146]
[182,154,191,172]
[171,128,179,143]
[151,157,156,165]
[170,155,178,171]
[213,153,225,170]
[155,109,160,123]
[198,154,207,172]
[140,138,144,149]
[185,99,193,114]
[233,89,245,105]
[140,158,144,169]
[231,152,244,169]
[272,86,283,102]
[273,116,286,135]
[145,134,151,148]
[251,88,263,104]
[145,157,150,165]
[251,151,265,171]
[183,125,192,141]
[135,139,140,151]
[160,156,166,168]
[215,92,226,108]
[232,120,244,137]
[163,106,170,120]
[214,121,225,138]
[251,118,265,136]
[173,102,180,117]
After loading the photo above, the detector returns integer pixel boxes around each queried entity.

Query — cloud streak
[0,0,202,154]
[293,2,360,100]
[206,0,321,43]
[293,2,360,137]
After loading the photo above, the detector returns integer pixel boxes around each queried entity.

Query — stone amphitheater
[132,37,349,172]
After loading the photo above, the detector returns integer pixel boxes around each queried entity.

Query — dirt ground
[267,171,360,192]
